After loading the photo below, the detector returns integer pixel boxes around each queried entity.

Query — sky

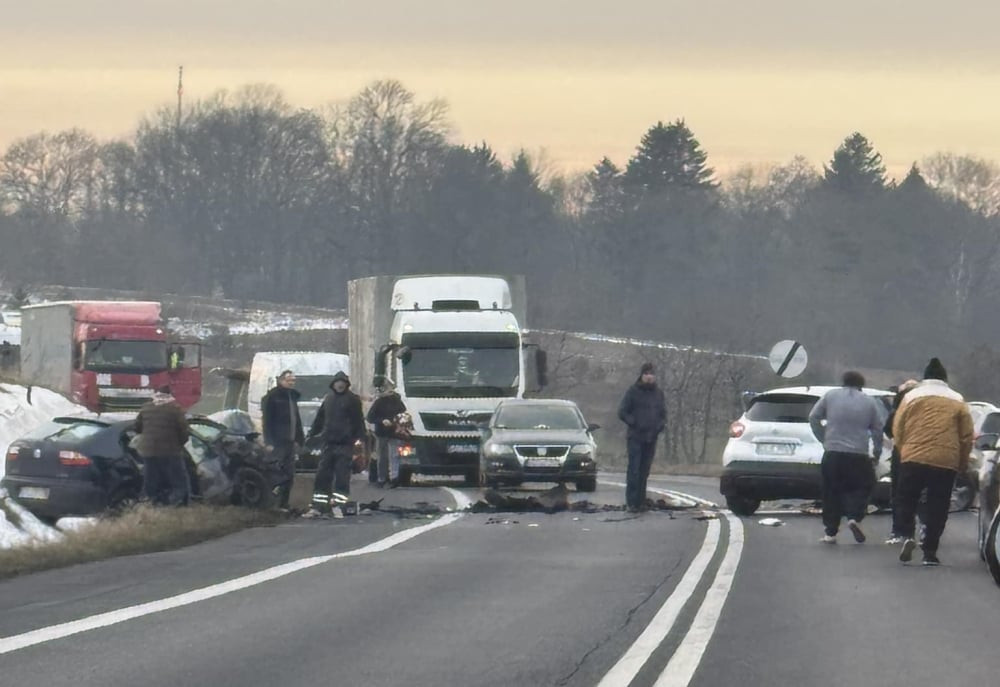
[2,1,1000,179]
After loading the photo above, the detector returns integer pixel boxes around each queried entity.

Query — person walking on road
[809,371,884,544]
[134,385,191,506]
[367,376,408,488]
[618,362,667,513]
[261,369,305,509]
[306,371,366,518]
[891,358,973,566]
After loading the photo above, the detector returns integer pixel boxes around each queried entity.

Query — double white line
[597,491,745,687]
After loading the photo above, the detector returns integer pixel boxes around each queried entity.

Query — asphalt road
[0,474,996,687]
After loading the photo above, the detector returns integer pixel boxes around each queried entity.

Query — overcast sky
[3,1,999,176]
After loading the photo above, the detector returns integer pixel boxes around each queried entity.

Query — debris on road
[758,518,785,527]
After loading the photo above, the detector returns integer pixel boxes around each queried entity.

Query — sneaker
[847,519,866,543]
[331,506,345,519]
[885,535,906,545]
[899,538,917,563]
[820,535,837,544]
[922,553,941,567]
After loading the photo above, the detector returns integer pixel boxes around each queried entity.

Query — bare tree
[922,153,1000,216]
[0,129,99,218]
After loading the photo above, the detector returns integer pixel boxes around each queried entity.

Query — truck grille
[419,412,493,432]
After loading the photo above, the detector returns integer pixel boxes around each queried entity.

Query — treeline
[3,79,1000,390]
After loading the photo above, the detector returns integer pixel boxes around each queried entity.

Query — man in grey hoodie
[809,371,885,544]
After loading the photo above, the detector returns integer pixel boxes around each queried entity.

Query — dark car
[2,414,288,521]
[479,399,599,492]
[974,431,1000,583]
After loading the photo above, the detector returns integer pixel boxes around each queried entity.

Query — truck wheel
[464,465,480,487]
[576,477,597,493]
[397,468,413,488]
[234,468,275,510]
[725,495,761,516]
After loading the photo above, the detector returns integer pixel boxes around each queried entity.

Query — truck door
[168,342,203,409]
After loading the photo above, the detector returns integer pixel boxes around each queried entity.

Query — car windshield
[84,340,168,373]
[745,394,818,423]
[294,376,332,402]
[494,405,584,430]
[21,419,107,443]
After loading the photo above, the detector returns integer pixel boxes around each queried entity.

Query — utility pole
[176,65,184,130]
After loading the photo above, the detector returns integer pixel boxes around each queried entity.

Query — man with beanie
[618,362,667,513]
[261,369,305,509]
[809,371,885,544]
[367,375,408,488]
[305,371,367,517]
[134,385,190,506]
[892,358,973,565]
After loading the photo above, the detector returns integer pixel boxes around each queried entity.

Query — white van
[247,351,351,433]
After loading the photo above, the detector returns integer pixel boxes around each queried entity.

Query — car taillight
[729,421,746,438]
[59,451,92,466]
[396,444,415,457]
[6,448,18,462]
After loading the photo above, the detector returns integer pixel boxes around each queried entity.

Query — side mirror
[975,433,999,451]
[587,423,601,433]
[536,349,548,388]
[397,346,412,365]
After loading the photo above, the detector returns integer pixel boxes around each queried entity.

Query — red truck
[19,301,201,411]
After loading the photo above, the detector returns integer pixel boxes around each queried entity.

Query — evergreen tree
[624,119,716,195]
[822,132,887,193]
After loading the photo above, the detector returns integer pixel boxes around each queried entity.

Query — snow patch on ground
[168,311,347,338]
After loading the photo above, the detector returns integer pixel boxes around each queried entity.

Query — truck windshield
[84,340,168,373]
[400,332,520,398]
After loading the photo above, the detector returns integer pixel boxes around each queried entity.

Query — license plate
[756,443,795,456]
[525,457,561,468]
[447,444,479,454]
[19,487,49,500]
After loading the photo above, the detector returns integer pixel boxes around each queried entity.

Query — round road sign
[768,340,808,378]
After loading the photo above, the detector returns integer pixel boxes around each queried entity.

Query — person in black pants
[261,370,305,509]
[305,371,366,518]
[618,363,666,513]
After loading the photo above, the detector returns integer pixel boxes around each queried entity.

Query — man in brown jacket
[135,385,191,506]
[892,358,974,566]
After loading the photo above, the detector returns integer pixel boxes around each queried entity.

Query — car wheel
[725,495,761,516]
[397,468,413,488]
[576,477,597,493]
[107,486,140,515]
[985,507,1000,586]
[234,468,275,510]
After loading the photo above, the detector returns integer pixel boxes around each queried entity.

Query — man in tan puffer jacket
[892,358,973,566]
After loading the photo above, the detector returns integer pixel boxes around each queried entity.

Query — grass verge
[0,504,284,580]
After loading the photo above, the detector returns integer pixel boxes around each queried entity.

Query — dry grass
[0,504,284,580]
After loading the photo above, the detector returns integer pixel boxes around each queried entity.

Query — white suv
[719,385,894,515]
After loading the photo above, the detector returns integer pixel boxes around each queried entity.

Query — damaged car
[479,399,599,491]
[3,413,288,521]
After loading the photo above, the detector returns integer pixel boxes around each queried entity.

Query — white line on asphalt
[596,519,722,687]
[0,513,464,655]
[599,480,719,509]
[654,512,745,687]
[441,486,474,511]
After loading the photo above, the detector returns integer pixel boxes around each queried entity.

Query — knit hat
[923,358,947,381]
[640,362,655,375]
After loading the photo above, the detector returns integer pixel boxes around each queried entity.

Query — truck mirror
[535,349,548,388]
[397,346,412,364]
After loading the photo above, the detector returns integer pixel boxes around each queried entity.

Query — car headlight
[570,444,593,455]
[486,442,514,456]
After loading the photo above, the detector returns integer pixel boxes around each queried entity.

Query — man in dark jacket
[618,362,667,512]
[306,370,366,516]
[135,385,190,506]
[261,369,305,509]
[367,376,408,488]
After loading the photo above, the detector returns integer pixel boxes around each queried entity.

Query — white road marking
[596,519,722,687]
[441,486,474,510]
[654,512,745,687]
[0,513,464,655]
[599,479,719,508]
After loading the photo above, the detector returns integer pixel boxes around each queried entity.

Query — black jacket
[618,380,667,442]
[367,392,407,438]
[262,385,305,447]
[309,372,366,446]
